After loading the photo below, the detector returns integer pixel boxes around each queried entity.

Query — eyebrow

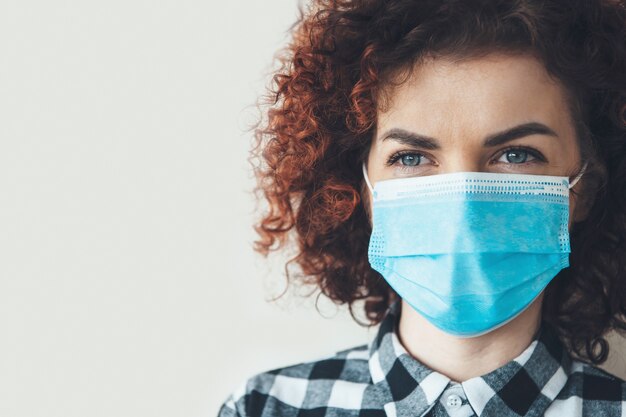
[378,122,559,149]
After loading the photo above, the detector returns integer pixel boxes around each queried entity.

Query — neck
[397,293,545,383]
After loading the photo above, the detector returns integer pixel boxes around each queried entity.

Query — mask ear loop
[568,161,588,189]
[362,162,374,194]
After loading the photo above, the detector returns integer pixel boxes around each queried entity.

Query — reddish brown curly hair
[248,0,626,365]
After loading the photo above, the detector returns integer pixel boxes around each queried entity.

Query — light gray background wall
[0,1,624,417]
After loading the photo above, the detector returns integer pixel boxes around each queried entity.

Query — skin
[364,52,587,383]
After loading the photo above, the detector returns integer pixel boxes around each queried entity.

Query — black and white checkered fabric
[218,300,626,416]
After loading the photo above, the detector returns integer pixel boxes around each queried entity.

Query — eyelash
[385,146,546,167]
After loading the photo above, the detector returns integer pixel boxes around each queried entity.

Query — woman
[219,0,626,415]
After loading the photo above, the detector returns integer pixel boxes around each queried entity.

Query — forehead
[375,53,574,136]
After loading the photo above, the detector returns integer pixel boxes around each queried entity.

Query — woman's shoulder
[217,342,371,417]
[568,359,626,383]
[556,358,626,402]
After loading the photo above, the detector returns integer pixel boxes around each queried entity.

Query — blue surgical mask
[362,162,587,338]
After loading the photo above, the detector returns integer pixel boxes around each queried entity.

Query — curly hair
[249,0,626,365]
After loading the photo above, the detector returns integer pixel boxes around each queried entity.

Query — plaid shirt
[218,300,626,416]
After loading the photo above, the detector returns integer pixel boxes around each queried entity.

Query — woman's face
[366,53,585,228]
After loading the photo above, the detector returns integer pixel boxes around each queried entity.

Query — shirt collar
[367,299,573,417]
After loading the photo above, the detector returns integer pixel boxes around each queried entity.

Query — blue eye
[386,151,433,168]
[401,154,421,166]
[507,150,527,163]
[499,149,537,164]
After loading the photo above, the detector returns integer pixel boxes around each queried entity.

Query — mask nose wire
[568,161,588,189]
[362,162,374,194]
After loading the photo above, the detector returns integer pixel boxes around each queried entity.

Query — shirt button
[446,394,462,409]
